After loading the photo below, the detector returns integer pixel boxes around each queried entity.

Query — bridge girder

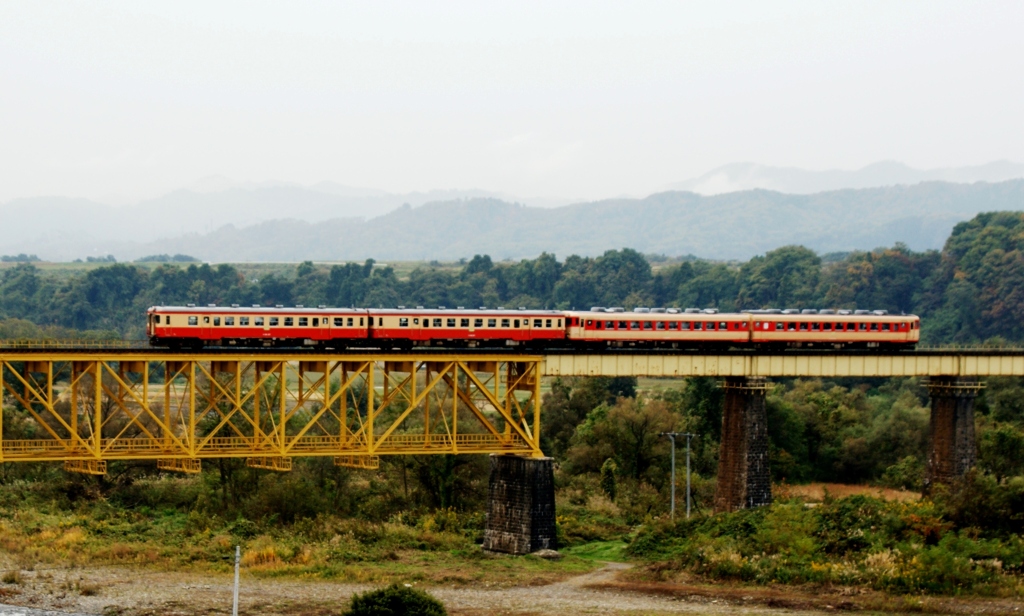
[0,353,543,468]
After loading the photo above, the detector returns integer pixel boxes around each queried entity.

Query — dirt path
[0,562,828,616]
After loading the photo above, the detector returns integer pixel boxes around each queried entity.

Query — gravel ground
[0,562,829,616]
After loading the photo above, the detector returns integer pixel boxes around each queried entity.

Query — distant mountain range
[4,180,1023,262]
[667,160,1024,195]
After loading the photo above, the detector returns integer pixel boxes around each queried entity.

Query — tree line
[2,211,1024,344]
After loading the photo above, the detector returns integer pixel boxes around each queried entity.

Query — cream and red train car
[148,305,370,348]
[747,310,919,349]
[564,308,751,348]
[368,308,566,348]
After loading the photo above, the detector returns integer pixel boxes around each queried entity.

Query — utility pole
[660,432,696,520]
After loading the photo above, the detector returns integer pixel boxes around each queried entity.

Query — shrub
[342,584,447,616]
[600,458,617,501]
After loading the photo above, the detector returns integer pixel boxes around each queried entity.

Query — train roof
[570,307,917,318]
[149,305,367,314]
[149,305,563,316]
[369,308,564,316]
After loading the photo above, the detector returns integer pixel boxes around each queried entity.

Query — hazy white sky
[1,1,1022,203]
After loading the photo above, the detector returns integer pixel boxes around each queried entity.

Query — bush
[342,584,447,616]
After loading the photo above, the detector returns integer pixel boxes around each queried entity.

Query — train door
[199,314,213,339]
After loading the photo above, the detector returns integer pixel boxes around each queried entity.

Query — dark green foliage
[600,458,617,501]
[627,488,1024,594]
[342,584,447,616]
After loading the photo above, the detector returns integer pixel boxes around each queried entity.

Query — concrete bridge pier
[715,376,772,513]
[482,454,557,555]
[925,377,982,490]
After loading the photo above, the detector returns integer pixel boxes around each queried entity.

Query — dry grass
[775,482,920,503]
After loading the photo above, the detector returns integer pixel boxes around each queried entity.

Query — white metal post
[232,545,240,616]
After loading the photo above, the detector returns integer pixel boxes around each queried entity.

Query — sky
[1,1,1022,204]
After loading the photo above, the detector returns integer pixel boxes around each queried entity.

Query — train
[147,304,920,351]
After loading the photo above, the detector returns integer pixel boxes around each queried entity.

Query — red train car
[369,308,566,348]
[747,310,919,349]
[564,308,749,348]
[148,305,370,348]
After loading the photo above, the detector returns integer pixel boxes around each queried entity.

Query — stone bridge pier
[714,376,772,512]
[925,377,982,490]
[482,454,556,555]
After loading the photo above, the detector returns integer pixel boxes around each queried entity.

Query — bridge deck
[542,352,1024,377]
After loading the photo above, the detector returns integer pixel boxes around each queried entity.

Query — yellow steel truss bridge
[0,353,543,474]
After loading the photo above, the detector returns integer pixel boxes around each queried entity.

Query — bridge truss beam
[0,354,543,467]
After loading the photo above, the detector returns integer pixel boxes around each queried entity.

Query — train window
[461,318,470,327]
[448,318,456,327]
[811,322,820,331]
[431,318,440,327]
[348,317,354,327]
[586,319,594,327]
[423,319,430,328]
[334,318,343,326]
[270,317,279,326]
[643,322,653,330]
[656,322,665,330]
[360,318,365,326]
[299,317,308,327]
[546,319,553,327]
[596,321,603,329]
[558,319,562,327]
[628,321,637,330]
[213,317,221,326]
[500,319,509,327]
[617,321,626,329]
[823,322,831,331]
[719,322,727,330]
[740,322,748,330]
[413,318,419,325]
[256,317,265,326]
[799,323,807,331]
[871,323,880,331]
[668,322,678,330]
[188,316,198,326]
[681,322,690,330]
[240,317,249,326]
[165,316,170,324]
[399,318,409,327]
[754,321,761,329]
[475,318,484,327]
[203,316,210,324]
[707,322,717,331]
[533,319,542,327]
[858,323,866,331]
[378,318,382,326]
[693,322,702,330]
[488,319,496,327]
[225,317,235,326]
[312,318,318,327]
[284,317,293,326]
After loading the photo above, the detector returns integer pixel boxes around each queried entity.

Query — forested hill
[4,180,1024,262]
[3,211,1024,344]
